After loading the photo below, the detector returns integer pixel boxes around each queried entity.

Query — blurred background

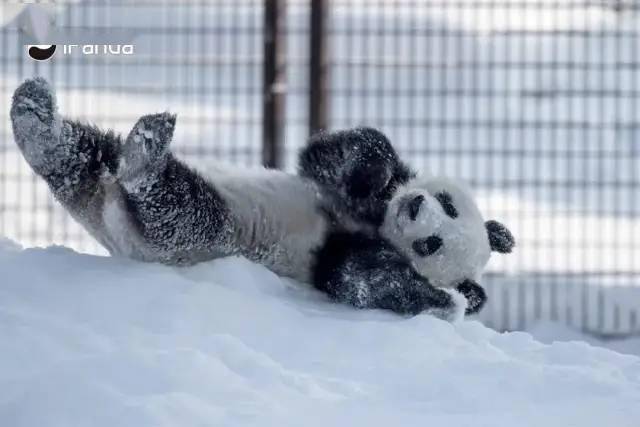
[0,1,638,339]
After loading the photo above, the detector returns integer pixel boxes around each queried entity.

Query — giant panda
[10,77,514,321]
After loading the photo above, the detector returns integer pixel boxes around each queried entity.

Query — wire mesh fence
[319,0,640,334]
[1,1,265,253]
[0,1,638,336]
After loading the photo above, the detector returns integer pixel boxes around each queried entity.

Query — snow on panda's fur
[10,78,513,321]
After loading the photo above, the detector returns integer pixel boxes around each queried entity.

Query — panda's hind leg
[116,113,234,265]
[11,77,121,217]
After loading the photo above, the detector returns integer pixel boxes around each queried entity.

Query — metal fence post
[262,0,286,169]
[309,0,328,135]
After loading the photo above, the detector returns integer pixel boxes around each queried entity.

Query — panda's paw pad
[120,112,176,179]
[11,77,60,136]
[128,112,176,157]
[11,77,57,122]
[10,78,62,169]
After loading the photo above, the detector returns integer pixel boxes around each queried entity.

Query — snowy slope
[1,239,639,427]
[529,320,640,357]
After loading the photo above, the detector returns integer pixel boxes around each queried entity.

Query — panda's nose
[424,235,443,255]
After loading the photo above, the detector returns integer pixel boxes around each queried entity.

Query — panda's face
[381,177,496,288]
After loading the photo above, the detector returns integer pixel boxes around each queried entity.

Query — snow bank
[528,320,640,358]
[1,239,639,427]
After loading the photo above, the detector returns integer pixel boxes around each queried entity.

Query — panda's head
[380,176,514,288]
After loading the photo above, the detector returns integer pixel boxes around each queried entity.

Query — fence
[0,1,638,336]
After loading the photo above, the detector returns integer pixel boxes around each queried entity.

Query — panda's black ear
[486,220,515,253]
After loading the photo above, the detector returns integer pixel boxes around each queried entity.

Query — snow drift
[1,238,639,427]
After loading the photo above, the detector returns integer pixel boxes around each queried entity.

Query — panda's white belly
[202,163,330,282]
[88,161,331,282]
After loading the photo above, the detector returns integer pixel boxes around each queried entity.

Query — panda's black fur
[10,77,490,320]
[313,231,459,316]
[298,127,414,227]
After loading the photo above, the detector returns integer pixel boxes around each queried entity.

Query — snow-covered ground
[0,2,638,336]
[1,238,640,427]
[529,320,640,357]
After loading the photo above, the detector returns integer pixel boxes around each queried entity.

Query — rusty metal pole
[309,0,328,135]
[262,0,286,168]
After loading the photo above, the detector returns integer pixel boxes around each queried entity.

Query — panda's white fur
[196,162,331,281]
[381,176,491,289]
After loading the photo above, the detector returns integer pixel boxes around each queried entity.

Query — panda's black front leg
[313,232,466,320]
[455,280,487,315]
[299,127,414,226]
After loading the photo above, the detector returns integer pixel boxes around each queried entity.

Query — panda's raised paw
[11,77,57,124]
[343,160,392,200]
[119,112,176,182]
[10,78,63,173]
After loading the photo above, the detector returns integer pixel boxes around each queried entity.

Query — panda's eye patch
[434,191,458,218]
[412,235,443,257]
[408,195,424,221]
